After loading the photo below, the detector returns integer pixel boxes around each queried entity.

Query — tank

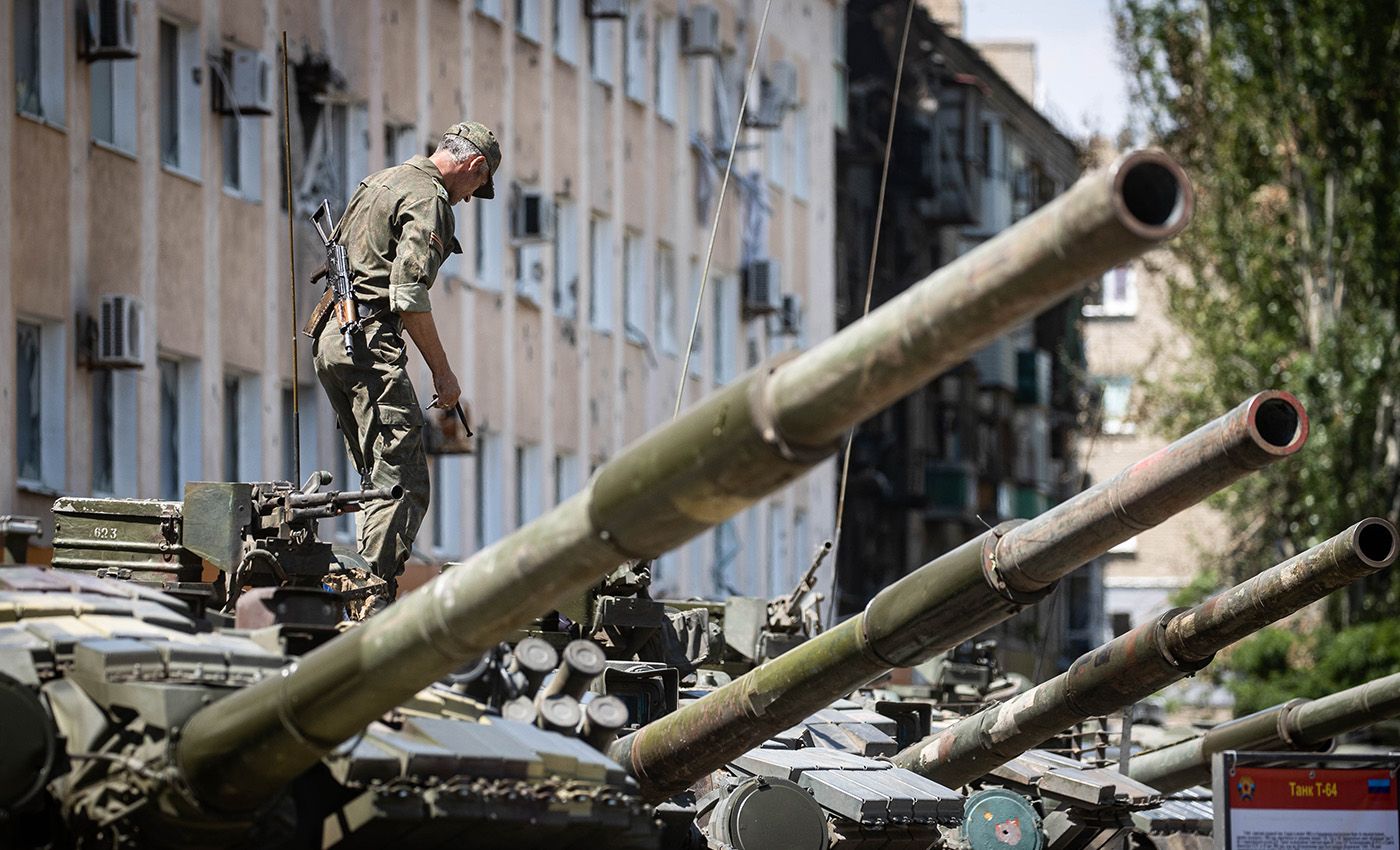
[1127,669,1400,794]
[609,390,1309,802]
[0,149,1192,848]
[890,517,1399,788]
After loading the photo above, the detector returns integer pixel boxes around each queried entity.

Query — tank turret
[1128,668,1400,793]
[610,390,1308,801]
[889,518,1398,788]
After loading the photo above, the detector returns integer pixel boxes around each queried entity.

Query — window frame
[553,198,580,319]
[588,214,615,333]
[553,0,581,64]
[16,319,67,493]
[14,0,66,127]
[623,3,648,103]
[622,231,648,344]
[653,14,678,122]
[90,57,138,154]
[159,19,204,179]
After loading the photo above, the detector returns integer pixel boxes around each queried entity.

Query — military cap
[444,121,502,200]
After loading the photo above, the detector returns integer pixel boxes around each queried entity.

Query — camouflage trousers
[313,316,430,594]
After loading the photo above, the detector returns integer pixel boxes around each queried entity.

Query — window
[91,58,137,153]
[159,357,203,500]
[686,257,704,377]
[589,18,617,86]
[475,0,504,21]
[1097,376,1135,435]
[16,320,66,491]
[767,506,788,596]
[589,215,615,332]
[553,198,579,318]
[160,20,203,176]
[474,431,506,547]
[553,452,581,504]
[91,371,139,496]
[553,0,581,64]
[655,244,677,355]
[14,0,65,124]
[324,102,371,205]
[623,232,647,343]
[832,15,848,132]
[792,508,809,578]
[329,434,355,541]
[515,444,543,526]
[384,123,417,167]
[712,273,738,383]
[653,15,678,121]
[222,112,263,200]
[765,117,786,189]
[516,0,542,41]
[516,243,547,303]
[1083,266,1139,317]
[624,5,647,102]
[712,520,740,594]
[430,455,466,557]
[686,56,703,135]
[792,106,809,200]
[474,200,506,290]
[223,373,263,480]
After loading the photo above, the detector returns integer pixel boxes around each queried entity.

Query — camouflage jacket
[336,155,460,314]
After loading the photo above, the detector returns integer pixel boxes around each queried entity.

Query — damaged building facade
[3,0,842,599]
[832,0,1104,675]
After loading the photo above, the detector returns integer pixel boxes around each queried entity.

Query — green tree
[1113,0,1400,704]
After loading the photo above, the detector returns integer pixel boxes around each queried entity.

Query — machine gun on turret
[51,471,402,620]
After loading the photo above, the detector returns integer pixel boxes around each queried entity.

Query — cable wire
[672,0,775,418]
[827,0,917,620]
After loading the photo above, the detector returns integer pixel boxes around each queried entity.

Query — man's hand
[433,369,462,410]
[401,310,463,408]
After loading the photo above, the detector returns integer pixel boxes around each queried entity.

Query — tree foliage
[1114,1,1400,704]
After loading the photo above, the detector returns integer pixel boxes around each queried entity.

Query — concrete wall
[3,0,842,601]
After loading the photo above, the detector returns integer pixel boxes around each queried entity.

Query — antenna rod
[281,30,301,484]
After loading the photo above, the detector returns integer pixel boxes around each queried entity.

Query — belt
[357,302,401,331]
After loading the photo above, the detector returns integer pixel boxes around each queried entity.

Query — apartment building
[4,0,842,601]
[833,0,1101,677]
[1079,243,1229,636]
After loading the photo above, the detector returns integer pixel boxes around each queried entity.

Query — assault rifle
[310,200,359,356]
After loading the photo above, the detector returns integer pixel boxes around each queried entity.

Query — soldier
[312,121,502,598]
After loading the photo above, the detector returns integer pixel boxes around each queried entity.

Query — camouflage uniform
[313,155,459,590]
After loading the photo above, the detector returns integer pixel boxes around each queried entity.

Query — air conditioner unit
[768,60,798,109]
[742,259,781,317]
[777,293,802,336]
[744,79,785,130]
[511,187,553,241]
[585,0,627,20]
[217,50,273,115]
[681,4,721,56]
[84,0,139,60]
[96,295,144,368]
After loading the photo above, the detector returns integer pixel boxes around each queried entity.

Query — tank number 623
[92,527,120,540]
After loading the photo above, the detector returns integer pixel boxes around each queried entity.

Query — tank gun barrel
[890,518,1397,788]
[172,150,1193,815]
[1129,669,1400,793]
[609,392,1307,801]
